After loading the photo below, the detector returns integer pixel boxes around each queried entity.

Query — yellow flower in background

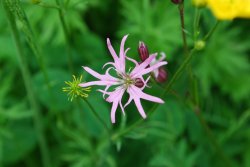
[193,0,250,20]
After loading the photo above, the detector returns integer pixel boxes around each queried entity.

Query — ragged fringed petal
[80,66,121,89]
[111,101,119,123]
[107,38,119,64]
[124,93,133,108]
[102,87,125,123]
[82,66,120,83]
[126,56,139,67]
[134,98,146,119]
[125,85,164,119]
[102,62,115,69]
[119,34,129,73]
[133,61,168,78]
[79,81,116,87]
[126,86,146,118]
[106,87,125,102]
[130,53,157,77]
[83,66,103,80]
[106,35,129,75]
[130,85,164,103]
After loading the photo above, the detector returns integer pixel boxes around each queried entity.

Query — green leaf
[2,121,36,165]
[32,68,72,111]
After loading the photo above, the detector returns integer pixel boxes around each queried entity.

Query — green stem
[191,15,230,165]
[178,2,188,55]
[203,20,220,41]
[82,99,110,133]
[3,1,51,167]
[194,108,233,167]
[38,3,61,10]
[193,8,201,41]
[55,0,74,73]
[112,49,196,141]
[13,0,54,104]
[0,140,2,167]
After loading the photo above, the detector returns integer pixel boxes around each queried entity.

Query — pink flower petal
[105,87,125,123]
[124,95,133,108]
[133,61,167,78]
[119,34,129,72]
[126,56,139,66]
[119,100,125,115]
[83,66,120,83]
[130,53,157,77]
[102,62,115,69]
[106,87,125,102]
[111,101,119,123]
[134,98,146,119]
[79,81,115,87]
[83,66,102,79]
[107,38,119,63]
[131,85,164,103]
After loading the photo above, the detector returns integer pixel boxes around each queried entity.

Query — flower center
[122,75,135,88]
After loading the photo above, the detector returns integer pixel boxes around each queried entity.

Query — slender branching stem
[14,0,53,98]
[193,8,201,41]
[194,108,233,167]
[178,2,188,55]
[55,0,74,73]
[203,20,220,41]
[38,3,61,10]
[0,140,2,167]
[82,98,110,134]
[3,1,51,167]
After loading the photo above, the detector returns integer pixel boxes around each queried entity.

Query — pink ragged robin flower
[150,52,168,83]
[79,35,167,123]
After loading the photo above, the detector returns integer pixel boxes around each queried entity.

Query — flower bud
[135,78,144,88]
[192,0,206,7]
[156,67,167,83]
[138,41,149,62]
[194,40,206,51]
[171,0,183,4]
[31,0,41,4]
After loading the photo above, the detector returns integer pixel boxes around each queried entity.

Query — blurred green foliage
[0,0,250,167]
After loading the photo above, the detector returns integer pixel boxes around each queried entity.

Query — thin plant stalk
[0,140,2,167]
[194,108,233,167]
[38,3,60,10]
[55,0,74,73]
[203,20,220,41]
[11,0,54,104]
[193,7,201,41]
[3,1,51,167]
[82,98,110,134]
[178,2,188,55]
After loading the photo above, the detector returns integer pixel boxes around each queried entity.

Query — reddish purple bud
[135,78,144,88]
[171,0,183,4]
[138,41,149,62]
[156,67,168,83]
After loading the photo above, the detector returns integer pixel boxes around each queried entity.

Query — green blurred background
[0,0,250,167]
